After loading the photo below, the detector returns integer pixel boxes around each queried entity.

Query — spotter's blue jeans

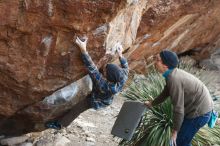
[176,111,211,146]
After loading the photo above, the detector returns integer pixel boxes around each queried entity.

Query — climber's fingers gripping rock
[115,42,123,58]
[75,36,88,53]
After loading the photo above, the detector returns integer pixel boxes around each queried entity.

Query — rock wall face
[0,0,220,135]
[128,0,220,72]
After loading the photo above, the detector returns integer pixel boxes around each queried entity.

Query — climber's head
[100,64,124,83]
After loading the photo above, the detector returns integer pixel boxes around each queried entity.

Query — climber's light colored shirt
[81,52,129,109]
[152,68,213,131]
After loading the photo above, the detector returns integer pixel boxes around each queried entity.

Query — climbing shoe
[45,121,62,130]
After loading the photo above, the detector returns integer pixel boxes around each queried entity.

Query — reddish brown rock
[0,0,220,135]
[128,0,220,72]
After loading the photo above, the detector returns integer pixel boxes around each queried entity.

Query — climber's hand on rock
[75,36,88,53]
[115,42,123,58]
[106,42,123,57]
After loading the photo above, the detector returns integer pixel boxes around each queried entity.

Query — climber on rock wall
[45,36,129,130]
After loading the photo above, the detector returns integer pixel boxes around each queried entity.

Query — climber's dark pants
[58,97,91,127]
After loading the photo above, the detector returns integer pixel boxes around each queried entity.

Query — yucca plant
[119,57,220,146]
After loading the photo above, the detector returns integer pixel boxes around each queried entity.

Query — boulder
[0,0,220,135]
